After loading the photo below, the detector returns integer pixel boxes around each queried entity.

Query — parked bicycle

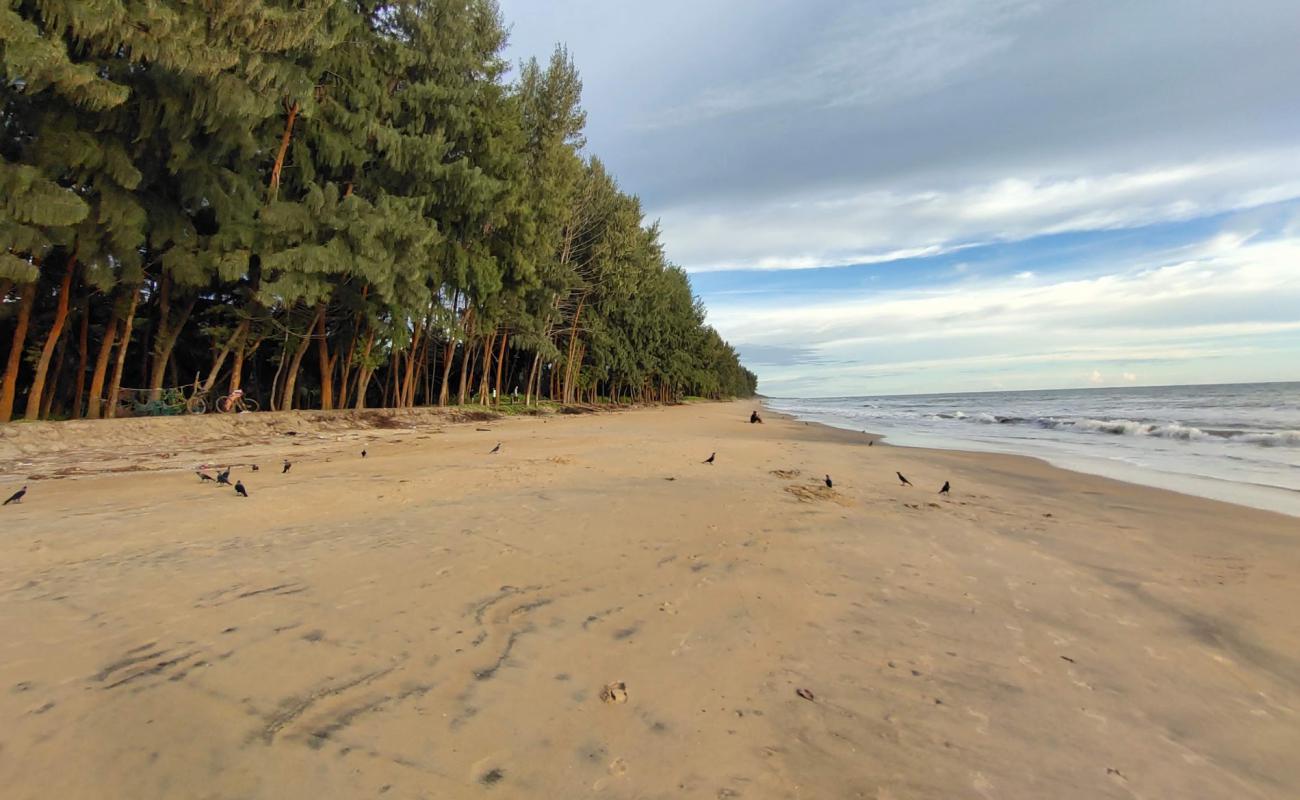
[216,389,259,413]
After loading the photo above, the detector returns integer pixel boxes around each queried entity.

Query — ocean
[767,382,1300,518]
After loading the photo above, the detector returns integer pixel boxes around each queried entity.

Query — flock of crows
[2,411,950,508]
[733,409,952,495]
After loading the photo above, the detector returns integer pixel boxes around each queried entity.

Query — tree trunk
[86,316,118,419]
[267,100,300,202]
[279,304,322,411]
[106,285,141,418]
[72,295,89,417]
[229,336,247,396]
[477,331,495,404]
[147,276,197,400]
[25,259,75,421]
[353,329,375,409]
[525,351,541,406]
[457,339,475,406]
[0,282,37,422]
[202,318,248,394]
[398,323,420,408]
[316,311,335,410]
[438,339,455,406]
[493,331,508,405]
[562,292,587,404]
[40,324,68,419]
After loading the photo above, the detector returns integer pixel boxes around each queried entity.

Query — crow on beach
[4,486,27,505]
[489,442,502,454]
[216,468,231,486]
[361,449,367,458]
[939,481,950,495]
[234,481,248,498]
[897,472,913,487]
[703,452,716,465]
[197,471,215,482]
[282,461,292,474]
[824,475,833,489]
[251,464,260,472]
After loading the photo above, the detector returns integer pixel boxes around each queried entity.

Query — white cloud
[709,233,1300,394]
[657,153,1300,271]
[1123,372,1138,382]
[1089,369,1104,384]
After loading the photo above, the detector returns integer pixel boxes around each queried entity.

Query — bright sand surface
[1,401,1298,799]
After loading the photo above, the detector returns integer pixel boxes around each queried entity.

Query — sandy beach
[1,400,1297,799]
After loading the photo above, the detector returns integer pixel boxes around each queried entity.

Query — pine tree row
[0,0,757,421]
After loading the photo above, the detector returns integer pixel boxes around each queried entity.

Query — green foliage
[0,0,754,422]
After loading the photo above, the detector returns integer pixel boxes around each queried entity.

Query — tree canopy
[0,0,756,421]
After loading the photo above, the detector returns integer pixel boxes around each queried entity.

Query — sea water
[767,382,1300,518]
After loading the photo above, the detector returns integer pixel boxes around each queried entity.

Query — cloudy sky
[498,0,1300,397]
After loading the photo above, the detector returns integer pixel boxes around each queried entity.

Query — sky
[497,0,1300,397]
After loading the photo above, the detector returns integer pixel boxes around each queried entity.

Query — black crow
[939,481,950,495]
[361,449,367,458]
[216,468,231,485]
[897,472,912,487]
[824,475,833,489]
[703,452,716,464]
[234,480,248,498]
[489,442,501,454]
[197,471,215,482]
[4,485,28,505]
[282,460,291,474]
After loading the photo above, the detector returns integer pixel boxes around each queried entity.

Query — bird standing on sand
[824,475,833,489]
[897,472,913,487]
[282,460,292,474]
[489,442,501,454]
[361,449,367,458]
[703,452,716,465]
[251,464,260,472]
[939,481,950,495]
[216,468,231,486]
[4,485,28,505]
[234,480,248,498]
[197,471,214,482]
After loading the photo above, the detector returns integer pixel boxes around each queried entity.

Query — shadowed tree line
[0,0,756,421]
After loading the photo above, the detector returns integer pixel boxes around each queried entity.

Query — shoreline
[763,401,1300,519]
[2,400,1297,798]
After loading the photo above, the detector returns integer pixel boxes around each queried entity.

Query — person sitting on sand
[750,410,763,424]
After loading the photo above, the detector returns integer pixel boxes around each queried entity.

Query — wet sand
[1,401,1297,798]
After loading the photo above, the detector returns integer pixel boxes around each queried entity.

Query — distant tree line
[0,0,757,421]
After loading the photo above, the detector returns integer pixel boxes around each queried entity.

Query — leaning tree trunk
[562,292,587,404]
[0,282,37,423]
[146,275,197,400]
[201,318,248,395]
[105,285,141,419]
[25,259,75,421]
[40,325,69,419]
[352,329,375,409]
[279,304,322,411]
[86,316,118,419]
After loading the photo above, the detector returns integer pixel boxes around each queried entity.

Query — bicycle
[216,389,260,413]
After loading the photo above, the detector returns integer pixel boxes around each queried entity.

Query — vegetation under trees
[0,0,757,422]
